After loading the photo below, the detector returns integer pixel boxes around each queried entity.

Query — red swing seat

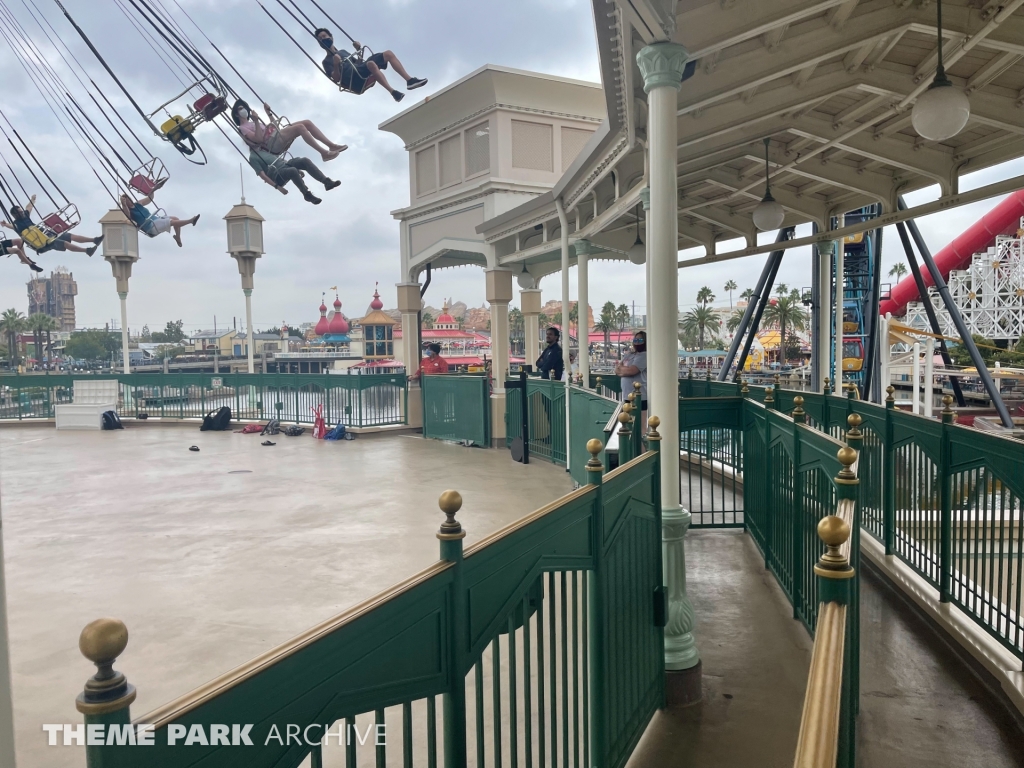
[129,174,157,196]
[42,213,71,234]
[194,93,227,122]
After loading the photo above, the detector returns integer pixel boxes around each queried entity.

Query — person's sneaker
[85,246,97,257]
[406,77,428,90]
[30,263,43,272]
[303,191,322,205]
[93,235,104,245]
[324,179,341,191]
[391,90,405,102]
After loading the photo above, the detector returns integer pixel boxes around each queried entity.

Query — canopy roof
[476,0,1024,282]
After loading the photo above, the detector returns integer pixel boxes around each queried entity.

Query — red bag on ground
[311,405,326,439]
[235,423,263,434]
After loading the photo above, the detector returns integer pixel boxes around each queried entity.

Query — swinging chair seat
[129,174,157,196]
[194,94,227,121]
[42,213,71,234]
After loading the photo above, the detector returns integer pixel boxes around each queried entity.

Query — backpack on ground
[236,423,263,434]
[283,425,305,437]
[200,406,232,431]
[324,423,346,440]
[101,410,123,430]
[261,419,281,436]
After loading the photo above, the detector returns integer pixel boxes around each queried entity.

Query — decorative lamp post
[100,209,140,373]
[224,198,265,374]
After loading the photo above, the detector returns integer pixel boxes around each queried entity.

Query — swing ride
[0,0,430,273]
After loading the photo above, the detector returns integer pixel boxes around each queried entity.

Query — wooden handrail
[792,600,848,768]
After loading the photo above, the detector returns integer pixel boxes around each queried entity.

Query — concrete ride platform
[0,425,573,768]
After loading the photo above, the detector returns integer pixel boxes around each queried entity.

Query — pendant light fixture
[628,203,646,264]
[911,0,970,142]
[752,137,784,232]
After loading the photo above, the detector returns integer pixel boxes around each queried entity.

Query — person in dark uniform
[536,327,564,381]
[316,29,427,102]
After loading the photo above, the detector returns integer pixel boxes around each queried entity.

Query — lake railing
[0,372,408,428]
[74,434,666,768]
[422,374,491,445]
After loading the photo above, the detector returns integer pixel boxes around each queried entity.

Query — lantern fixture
[752,138,785,232]
[628,203,646,264]
[911,0,970,142]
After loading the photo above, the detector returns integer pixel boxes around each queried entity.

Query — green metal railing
[421,374,491,445]
[680,382,1024,664]
[0,372,408,427]
[76,446,665,768]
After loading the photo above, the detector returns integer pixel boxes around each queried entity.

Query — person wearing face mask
[410,343,449,382]
[230,99,346,162]
[315,28,426,103]
[615,330,647,431]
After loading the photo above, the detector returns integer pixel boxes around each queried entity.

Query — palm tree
[740,288,754,303]
[615,304,630,334]
[726,308,746,334]
[724,280,737,309]
[681,305,721,349]
[508,307,524,355]
[888,262,909,280]
[763,295,808,366]
[775,283,789,297]
[28,313,57,366]
[596,304,616,359]
[0,309,26,366]
[696,286,715,307]
[569,302,579,336]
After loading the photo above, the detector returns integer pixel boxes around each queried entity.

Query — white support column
[555,199,572,377]
[637,42,700,686]
[487,269,513,444]
[574,240,596,385]
[0,469,16,768]
[816,242,832,392]
[521,288,542,369]
[397,282,422,377]
[834,216,845,392]
[879,314,891,396]
[912,341,922,415]
[118,292,130,373]
[244,289,255,374]
[641,187,653,389]
[924,337,935,417]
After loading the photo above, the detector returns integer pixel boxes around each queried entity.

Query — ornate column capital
[573,238,596,257]
[636,43,690,94]
[639,186,651,211]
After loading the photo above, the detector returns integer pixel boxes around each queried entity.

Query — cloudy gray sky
[0,0,1021,333]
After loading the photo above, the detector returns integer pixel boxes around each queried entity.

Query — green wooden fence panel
[422,375,490,445]
[568,388,618,486]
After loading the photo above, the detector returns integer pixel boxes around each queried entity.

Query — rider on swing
[1,196,101,256]
[315,29,426,102]
[0,233,42,272]
[230,100,346,163]
[118,178,200,247]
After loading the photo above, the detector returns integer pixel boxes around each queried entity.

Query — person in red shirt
[410,343,449,381]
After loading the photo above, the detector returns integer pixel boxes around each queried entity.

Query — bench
[54,380,119,430]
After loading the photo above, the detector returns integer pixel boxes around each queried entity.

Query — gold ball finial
[586,438,603,457]
[647,414,662,442]
[886,385,895,403]
[817,515,850,548]
[438,490,465,540]
[79,618,128,666]
[942,394,953,410]
[622,401,632,414]
[617,411,631,425]
[439,489,462,516]
[76,618,135,715]
[848,413,862,428]
[633,381,642,391]
[837,445,857,467]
